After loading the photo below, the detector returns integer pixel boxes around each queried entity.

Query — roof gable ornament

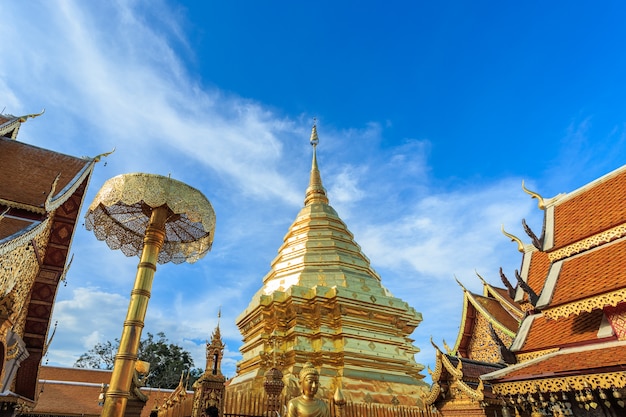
[515,269,538,307]
[522,218,543,250]
[499,267,517,300]
[501,225,525,253]
[521,180,545,210]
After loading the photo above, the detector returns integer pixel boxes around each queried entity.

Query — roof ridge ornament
[515,269,539,307]
[522,180,545,210]
[499,267,517,299]
[17,108,45,123]
[501,225,525,253]
[522,218,544,250]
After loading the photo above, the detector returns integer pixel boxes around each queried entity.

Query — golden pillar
[85,173,216,417]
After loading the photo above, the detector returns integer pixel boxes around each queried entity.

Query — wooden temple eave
[491,370,626,397]
[484,340,626,396]
[0,200,46,215]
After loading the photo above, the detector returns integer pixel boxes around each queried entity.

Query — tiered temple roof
[424,276,522,416]
[228,125,428,406]
[453,277,523,363]
[0,112,102,411]
[482,166,626,414]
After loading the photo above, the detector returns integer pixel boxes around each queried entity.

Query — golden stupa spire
[304,121,329,206]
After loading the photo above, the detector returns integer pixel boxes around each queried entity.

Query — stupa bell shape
[228,125,428,405]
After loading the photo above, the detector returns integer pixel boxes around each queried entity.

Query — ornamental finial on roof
[501,225,525,253]
[17,109,45,123]
[304,121,329,206]
[454,275,468,292]
[522,180,545,210]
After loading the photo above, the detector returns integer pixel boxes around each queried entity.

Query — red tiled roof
[493,344,626,382]
[526,251,551,298]
[474,295,519,333]
[550,239,626,307]
[519,310,613,352]
[34,366,190,417]
[39,366,113,384]
[0,137,88,208]
[490,286,516,306]
[552,169,626,249]
[0,217,36,241]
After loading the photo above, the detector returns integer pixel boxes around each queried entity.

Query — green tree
[74,332,203,389]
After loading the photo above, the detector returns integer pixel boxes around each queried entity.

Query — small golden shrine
[227,125,428,406]
[0,111,103,413]
[191,318,226,417]
[481,172,626,416]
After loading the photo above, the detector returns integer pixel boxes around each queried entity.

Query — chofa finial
[501,225,525,253]
[522,180,545,210]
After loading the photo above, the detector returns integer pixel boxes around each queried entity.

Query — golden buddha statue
[287,363,330,417]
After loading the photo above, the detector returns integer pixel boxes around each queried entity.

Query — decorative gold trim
[453,293,470,354]
[492,371,626,395]
[0,198,46,214]
[516,348,559,363]
[6,340,20,360]
[543,289,626,320]
[17,109,45,123]
[441,351,463,379]
[0,217,49,256]
[44,161,94,212]
[422,381,441,405]
[429,348,443,382]
[453,378,484,402]
[548,223,626,262]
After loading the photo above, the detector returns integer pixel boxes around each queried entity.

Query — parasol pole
[101,205,169,417]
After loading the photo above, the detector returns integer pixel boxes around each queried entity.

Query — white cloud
[2,0,552,384]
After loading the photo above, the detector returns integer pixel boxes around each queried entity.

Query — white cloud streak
[3,0,547,381]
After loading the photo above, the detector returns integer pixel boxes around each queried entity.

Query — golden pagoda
[227,124,428,406]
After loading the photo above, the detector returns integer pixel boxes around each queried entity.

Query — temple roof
[453,278,522,358]
[424,342,504,406]
[0,136,91,220]
[0,114,103,402]
[543,238,626,311]
[482,165,626,398]
[482,341,626,396]
[511,310,615,353]
[550,167,626,250]
[33,366,188,417]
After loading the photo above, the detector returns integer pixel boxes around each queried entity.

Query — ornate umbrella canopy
[85,173,215,264]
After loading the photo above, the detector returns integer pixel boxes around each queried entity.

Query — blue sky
[2,1,626,385]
